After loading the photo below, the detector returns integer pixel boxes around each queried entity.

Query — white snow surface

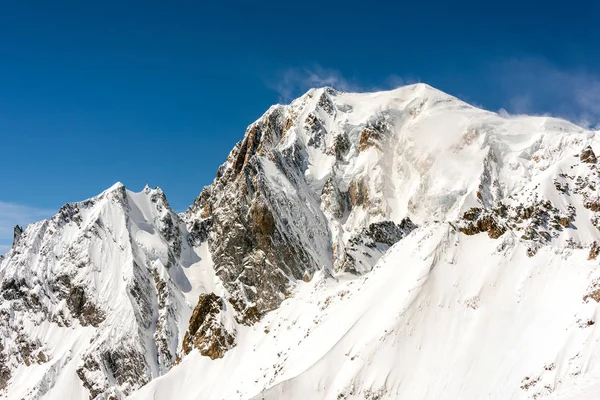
[131,225,600,400]
[1,83,600,399]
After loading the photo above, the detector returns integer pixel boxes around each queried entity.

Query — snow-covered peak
[206,82,596,231]
[0,183,206,398]
[104,181,125,192]
[3,84,600,400]
[135,81,600,399]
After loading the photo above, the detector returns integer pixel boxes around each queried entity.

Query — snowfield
[131,225,600,400]
[1,84,599,399]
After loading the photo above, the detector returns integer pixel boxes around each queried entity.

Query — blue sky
[1,0,599,252]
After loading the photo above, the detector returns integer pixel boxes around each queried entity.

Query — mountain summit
[1,84,600,399]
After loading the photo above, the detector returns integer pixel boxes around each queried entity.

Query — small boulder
[590,241,600,260]
[581,145,597,164]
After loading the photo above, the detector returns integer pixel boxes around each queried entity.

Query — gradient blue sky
[1,0,600,251]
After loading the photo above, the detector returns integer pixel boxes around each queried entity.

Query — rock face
[180,293,235,360]
[457,207,507,239]
[2,84,600,400]
[581,145,597,164]
[339,219,417,274]
[184,106,332,323]
[12,225,23,247]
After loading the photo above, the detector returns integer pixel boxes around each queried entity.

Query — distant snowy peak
[0,183,199,399]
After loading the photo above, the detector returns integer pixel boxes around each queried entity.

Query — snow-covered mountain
[1,84,600,400]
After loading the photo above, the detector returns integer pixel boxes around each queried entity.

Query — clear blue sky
[1,0,599,251]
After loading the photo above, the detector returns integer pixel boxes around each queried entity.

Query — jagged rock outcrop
[52,274,106,327]
[339,219,417,274]
[457,207,507,239]
[581,145,597,164]
[12,225,23,247]
[180,293,235,360]
[590,241,600,260]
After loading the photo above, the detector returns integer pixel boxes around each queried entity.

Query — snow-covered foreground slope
[130,224,600,400]
[2,83,600,399]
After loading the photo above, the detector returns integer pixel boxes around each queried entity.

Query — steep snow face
[0,183,205,399]
[129,224,600,400]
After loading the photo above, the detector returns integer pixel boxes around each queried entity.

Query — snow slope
[130,223,600,400]
[1,83,600,399]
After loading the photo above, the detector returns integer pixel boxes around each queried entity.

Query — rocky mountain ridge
[1,83,600,399]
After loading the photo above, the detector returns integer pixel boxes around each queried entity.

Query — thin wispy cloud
[493,58,600,128]
[0,201,54,254]
[266,65,415,103]
[267,61,600,130]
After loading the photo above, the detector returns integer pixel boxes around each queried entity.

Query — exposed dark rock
[349,178,369,208]
[584,279,600,303]
[305,113,326,148]
[77,357,104,400]
[340,218,417,274]
[282,118,294,137]
[584,199,600,212]
[359,127,382,151]
[192,131,326,321]
[56,203,83,227]
[160,212,183,268]
[152,269,175,368]
[456,194,584,256]
[581,145,597,164]
[231,106,287,174]
[458,208,506,239]
[366,219,417,247]
[302,270,311,282]
[317,91,335,115]
[181,293,235,360]
[327,133,350,160]
[77,345,149,400]
[1,278,46,313]
[53,275,105,327]
[2,278,28,301]
[13,225,23,247]
[590,241,600,260]
[188,186,213,219]
[249,200,276,248]
[126,264,154,331]
[16,334,47,367]
[67,286,106,327]
[188,218,212,246]
[0,342,10,391]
